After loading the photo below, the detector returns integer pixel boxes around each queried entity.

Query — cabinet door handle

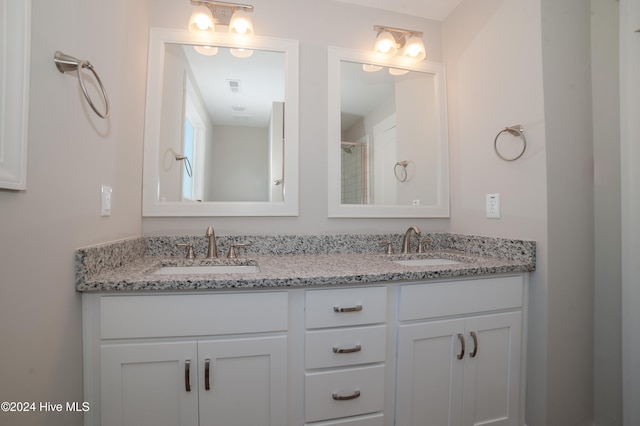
[333,344,362,354]
[204,358,211,391]
[332,390,361,401]
[184,360,191,392]
[470,331,478,358]
[333,304,363,313]
[457,333,465,360]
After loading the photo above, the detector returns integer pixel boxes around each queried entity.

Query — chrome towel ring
[494,124,526,161]
[54,51,110,119]
[394,160,408,182]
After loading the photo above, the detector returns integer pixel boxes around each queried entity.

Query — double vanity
[76,231,535,426]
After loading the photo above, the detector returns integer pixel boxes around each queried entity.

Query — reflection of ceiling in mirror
[340,61,393,131]
[179,45,285,128]
[327,0,462,21]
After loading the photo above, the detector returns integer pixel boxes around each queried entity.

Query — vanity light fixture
[230,47,253,58]
[362,64,383,72]
[194,45,219,55]
[389,68,409,76]
[188,0,254,35]
[373,25,426,62]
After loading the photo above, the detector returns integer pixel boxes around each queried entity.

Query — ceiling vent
[227,79,241,94]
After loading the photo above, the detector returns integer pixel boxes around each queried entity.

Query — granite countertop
[75,234,536,292]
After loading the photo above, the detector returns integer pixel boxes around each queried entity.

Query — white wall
[0,1,149,425]
[443,0,597,424]
[620,0,640,424]
[0,1,619,425]
[442,1,549,420]
[592,1,622,424]
[208,125,269,201]
[540,2,595,424]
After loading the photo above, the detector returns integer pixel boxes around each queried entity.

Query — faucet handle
[378,241,395,255]
[417,239,430,253]
[227,243,249,259]
[177,243,195,260]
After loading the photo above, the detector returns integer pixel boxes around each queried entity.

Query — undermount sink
[393,258,463,267]
[153,265,259,275]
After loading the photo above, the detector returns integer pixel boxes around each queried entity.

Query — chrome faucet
[401,225,421,254]
[205,226,218,258]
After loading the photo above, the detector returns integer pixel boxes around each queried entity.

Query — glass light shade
[229,10,254,36]
[194,45,219,56]
[230,48,253,58]
[374,31,397,56]
[188,5,214,33]
[401,35,426,61]
[362,64,382,72]
[389,68,409,76]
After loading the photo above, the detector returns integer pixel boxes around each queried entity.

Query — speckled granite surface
[75,233,536,292]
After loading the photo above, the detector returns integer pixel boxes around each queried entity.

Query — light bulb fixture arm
[190,0,253,25]
[373,25,423,49]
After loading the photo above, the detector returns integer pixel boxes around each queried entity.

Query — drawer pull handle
[470,331,478,358]
[333,304,363,313]
[333,344,362,354]
[204,358,211,391]
[185,360,191,392]
[332,390,361,401]
[457,333,465,360]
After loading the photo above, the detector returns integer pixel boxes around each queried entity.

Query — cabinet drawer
[305,412,384,426]
[305,325,386,369]
[305,364,385,423]
[100,292,288,339]
[305,287,387,329]
[399,276,523,321]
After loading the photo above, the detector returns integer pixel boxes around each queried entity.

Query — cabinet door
[198,335,287,426]
[462,312,522,426]
[101,341,199,426]
[396,318,466,426]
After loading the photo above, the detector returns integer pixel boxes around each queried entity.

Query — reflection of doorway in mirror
[341,137,368,204]
[269,102,285,202]
[182,79,206,202]
[181,118,195,201]
[373,114,398,204]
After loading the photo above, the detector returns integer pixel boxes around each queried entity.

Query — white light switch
[486,193,500,218]
[101,185,112,217]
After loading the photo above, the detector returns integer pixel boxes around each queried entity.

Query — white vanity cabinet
[83,292,289,426]
[303,286,387,425]
[82,274,528,426]
[395,276,525,426]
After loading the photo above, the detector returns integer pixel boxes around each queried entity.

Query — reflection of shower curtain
[341,141,367,204]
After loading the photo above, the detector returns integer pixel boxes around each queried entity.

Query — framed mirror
[327,47,449,218]
[142,28,299,216]
[0,0,30,191]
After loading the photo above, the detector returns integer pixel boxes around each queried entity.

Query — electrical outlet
[486,193,500,218]
[101,185,112,217]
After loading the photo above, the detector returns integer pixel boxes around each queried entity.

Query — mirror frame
[142,28,299,216]
[0,0,30,190]
[327,47,450,218]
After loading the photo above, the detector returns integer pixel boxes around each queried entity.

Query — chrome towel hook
[494,124,527,161]
[54,51,110,119]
